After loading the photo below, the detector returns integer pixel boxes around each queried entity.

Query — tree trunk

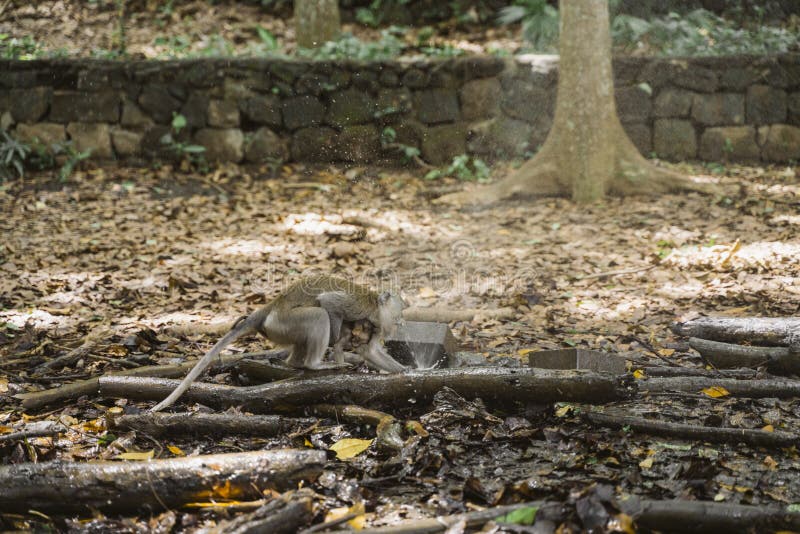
[441,0,714,204]
[294,0,340,49]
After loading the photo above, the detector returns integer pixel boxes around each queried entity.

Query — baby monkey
[150,275,406,412]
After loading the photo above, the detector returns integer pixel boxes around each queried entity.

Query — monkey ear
[378,291,392,305]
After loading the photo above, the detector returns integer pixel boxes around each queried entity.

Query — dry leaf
[702,386,731,398]
[115,450,155,461]
[418,287,437,298]
[330,438,373,460]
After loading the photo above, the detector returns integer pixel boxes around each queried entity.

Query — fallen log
[110,412,316,438]
[671,317,800,346]
[640,366,757,378]
[14,349,287,410]
[620,498,800,533]
[99,368,635,411]
[689,337,799,375]
[587,411,798,448]
[0,449,325,514]
[643,376,800,398]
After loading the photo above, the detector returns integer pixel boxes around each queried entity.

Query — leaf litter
[0,160,799,530]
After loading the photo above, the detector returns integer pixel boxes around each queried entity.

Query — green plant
[612,9,799,56]
[356,0,411,28]
[196,34,235,57]
[723,137,734,155]
[380,127,421,164]
[0,130,30,181]
[297,29,405,61]
[497,0,559,52]
[153,35,191,58]
[0,34,47,60]
[420,44,464,57]
[425,154,491,182]
[110,0,127,57]
[252,26,279,54]
[58,145,92,182]
[160,113,207,169]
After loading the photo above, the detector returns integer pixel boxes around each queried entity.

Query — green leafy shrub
[0,130,91,182]
[297,29,405,61]
[425,154,491,182]
[612,9,798,55]
[0,131,30,181]
[160,113,207,170]
[497,0,559,52]
[0,34,66,60]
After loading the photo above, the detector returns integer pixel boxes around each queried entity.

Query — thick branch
[620,499,800,533]
[640,366,757,378]
[643,377,800,398]
[110,412,316,437]
[689,337,799,375]
[0,449,325,513]
[587,411,798,448]
[100,368,636,411]
[672,317,800,346]
[14,349,287,410]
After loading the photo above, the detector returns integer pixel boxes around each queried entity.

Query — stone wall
[1,54,798,166]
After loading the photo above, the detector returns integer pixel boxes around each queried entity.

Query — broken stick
[587,411,798,448]
[110,412,316,438]
[0,449,325,514]
[672,317,800,346]
[14,349,286,410]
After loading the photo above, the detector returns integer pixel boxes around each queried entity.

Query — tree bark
[619,499,800,533]
[643,377,800,398]
[672,317,800,346]
[110,412,316,437]
[14,349,287,411]
[587,411,798,448]
[100,368,636,411]
[439,0,713,204]
[294,0,340,49]
[689,337,800,375]
[0,449,325,514]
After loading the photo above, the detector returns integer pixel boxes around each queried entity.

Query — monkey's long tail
[149,321,252,412]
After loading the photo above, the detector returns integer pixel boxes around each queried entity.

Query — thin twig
[579,265,654,280]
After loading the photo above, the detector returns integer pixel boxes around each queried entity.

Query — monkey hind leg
[265,307,331,369]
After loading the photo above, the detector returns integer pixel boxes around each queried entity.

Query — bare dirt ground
[1,160,800,530]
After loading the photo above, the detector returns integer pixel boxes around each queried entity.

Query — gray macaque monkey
[150,275,406,412]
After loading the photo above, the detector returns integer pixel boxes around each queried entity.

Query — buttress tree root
[438,0,718,205]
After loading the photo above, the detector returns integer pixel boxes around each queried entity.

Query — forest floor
[1,0,523,60]
[1,159,799,531]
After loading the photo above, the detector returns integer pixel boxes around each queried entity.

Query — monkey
[150,275,406,412]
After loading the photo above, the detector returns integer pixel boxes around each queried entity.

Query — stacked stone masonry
[1,54,798,165]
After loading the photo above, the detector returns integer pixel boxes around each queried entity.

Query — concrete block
[386,321,458,369]
[528,348,626,374]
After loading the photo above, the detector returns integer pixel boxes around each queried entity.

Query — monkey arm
[359,335,406,373]
[331,323,352,365]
